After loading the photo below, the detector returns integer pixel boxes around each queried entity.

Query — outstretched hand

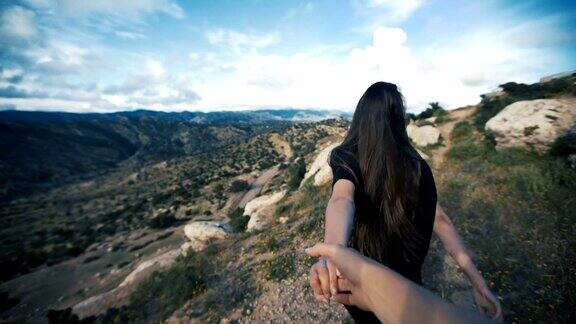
[306,243,375,310]
[472,282,502,321]
[309,257,339,302]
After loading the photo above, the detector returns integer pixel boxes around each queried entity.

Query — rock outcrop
[301,142,340,187]
[183,221,231,252]
[73,248,181,318]
[407,122,441,147]
[243,190,286,231]
[485,98,576,152]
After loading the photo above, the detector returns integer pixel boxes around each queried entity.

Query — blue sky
[0,0,575,113]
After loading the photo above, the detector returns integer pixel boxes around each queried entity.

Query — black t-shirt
[329,145,437,323]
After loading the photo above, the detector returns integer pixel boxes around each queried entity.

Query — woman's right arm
[309,179,355,302]
[433,204,502,319]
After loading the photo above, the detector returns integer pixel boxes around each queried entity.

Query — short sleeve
[329,147,358,189]
[418,160,437,212]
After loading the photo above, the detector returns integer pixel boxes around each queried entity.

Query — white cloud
[57,0,185,19]
[206,29,279,50]
[354,0,425,25]
[503,17,575,48]
[366,0,424,20]
[0,6,39,39]
[115,30,146,39]
[185,23,566,112]
[146,59,166,78]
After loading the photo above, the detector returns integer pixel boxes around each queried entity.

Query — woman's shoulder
[330,145,357,165]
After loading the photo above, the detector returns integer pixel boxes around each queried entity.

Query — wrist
[324,238,348,246]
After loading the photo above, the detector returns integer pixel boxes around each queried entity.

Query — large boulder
[485,98,576,152]
[301,142,340,187]
[406,123,441,147]
[183,221,231,251]
[244,190,286,231]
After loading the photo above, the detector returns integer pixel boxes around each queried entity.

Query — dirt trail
[237,165,280,208]
[430,106,476,169]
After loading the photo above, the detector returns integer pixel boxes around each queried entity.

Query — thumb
[305,243,336,259]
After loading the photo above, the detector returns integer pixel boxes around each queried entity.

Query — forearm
[363,263,489,324]
[324,198,355,246]
[435,211,484,286]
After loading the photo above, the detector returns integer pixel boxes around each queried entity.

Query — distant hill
[0,109,348,202]
[0,108,351,124]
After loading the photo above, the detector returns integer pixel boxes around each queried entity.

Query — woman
[308,82,501,322]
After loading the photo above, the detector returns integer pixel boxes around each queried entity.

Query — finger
[327,260,339,296]
[317,261,332,299]
[337,278,353,292]
[333,293,352,305]
[305,243,336,259]
[487,295,502,319]
[314,293,327,303]
[309,268,323,297]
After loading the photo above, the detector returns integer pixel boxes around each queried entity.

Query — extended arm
[324,179,356,246]
[306,243,492,324]
[433,204,502,319]
[309,179,355,302]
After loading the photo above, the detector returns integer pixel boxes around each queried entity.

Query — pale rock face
[485,99,576,152]
[244,190,287,231]
[407,122,441,147]
[183,221,231,251]
[301,142,340,187]
[119,249,181,288]
[73,248,181,317]
[425,116,437,124]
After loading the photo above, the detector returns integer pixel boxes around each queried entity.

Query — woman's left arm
[433,204,502,320]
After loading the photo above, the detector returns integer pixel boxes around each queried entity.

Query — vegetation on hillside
[407,102,449,124]
[438,119,576,322]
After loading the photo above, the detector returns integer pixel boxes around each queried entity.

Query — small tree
[229,179,249,192]
[228,208,249,232]
[287,158,306,191]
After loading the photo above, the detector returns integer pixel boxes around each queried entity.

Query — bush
[287,158,306,191]
[148,212,177,229]
[229,180,249,192]
[255,235,283,253]
[450,121,473,143]
[446,139,491,161]
[260,252,295,282]
[273,202,293,219]
[228,208,249,232]
[413,102,447,120]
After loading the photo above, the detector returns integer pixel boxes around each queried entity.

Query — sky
[0,0,575,113]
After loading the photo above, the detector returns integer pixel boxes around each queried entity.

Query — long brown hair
[331,82,423,263]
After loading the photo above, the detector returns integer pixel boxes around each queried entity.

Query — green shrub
[274,202,293,219]
[260,252,295,282]
[255,235,283,254]
[229,180,249,192]
[228,208,249,232]
[287,158,306,191]
[126,252,208,322]
[451,121,473,143]
[446,138,491,161]
[148,212,177,229]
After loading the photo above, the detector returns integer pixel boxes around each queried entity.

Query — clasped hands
[307,244,372,310]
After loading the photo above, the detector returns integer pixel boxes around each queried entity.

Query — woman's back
[329,145,437,323]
